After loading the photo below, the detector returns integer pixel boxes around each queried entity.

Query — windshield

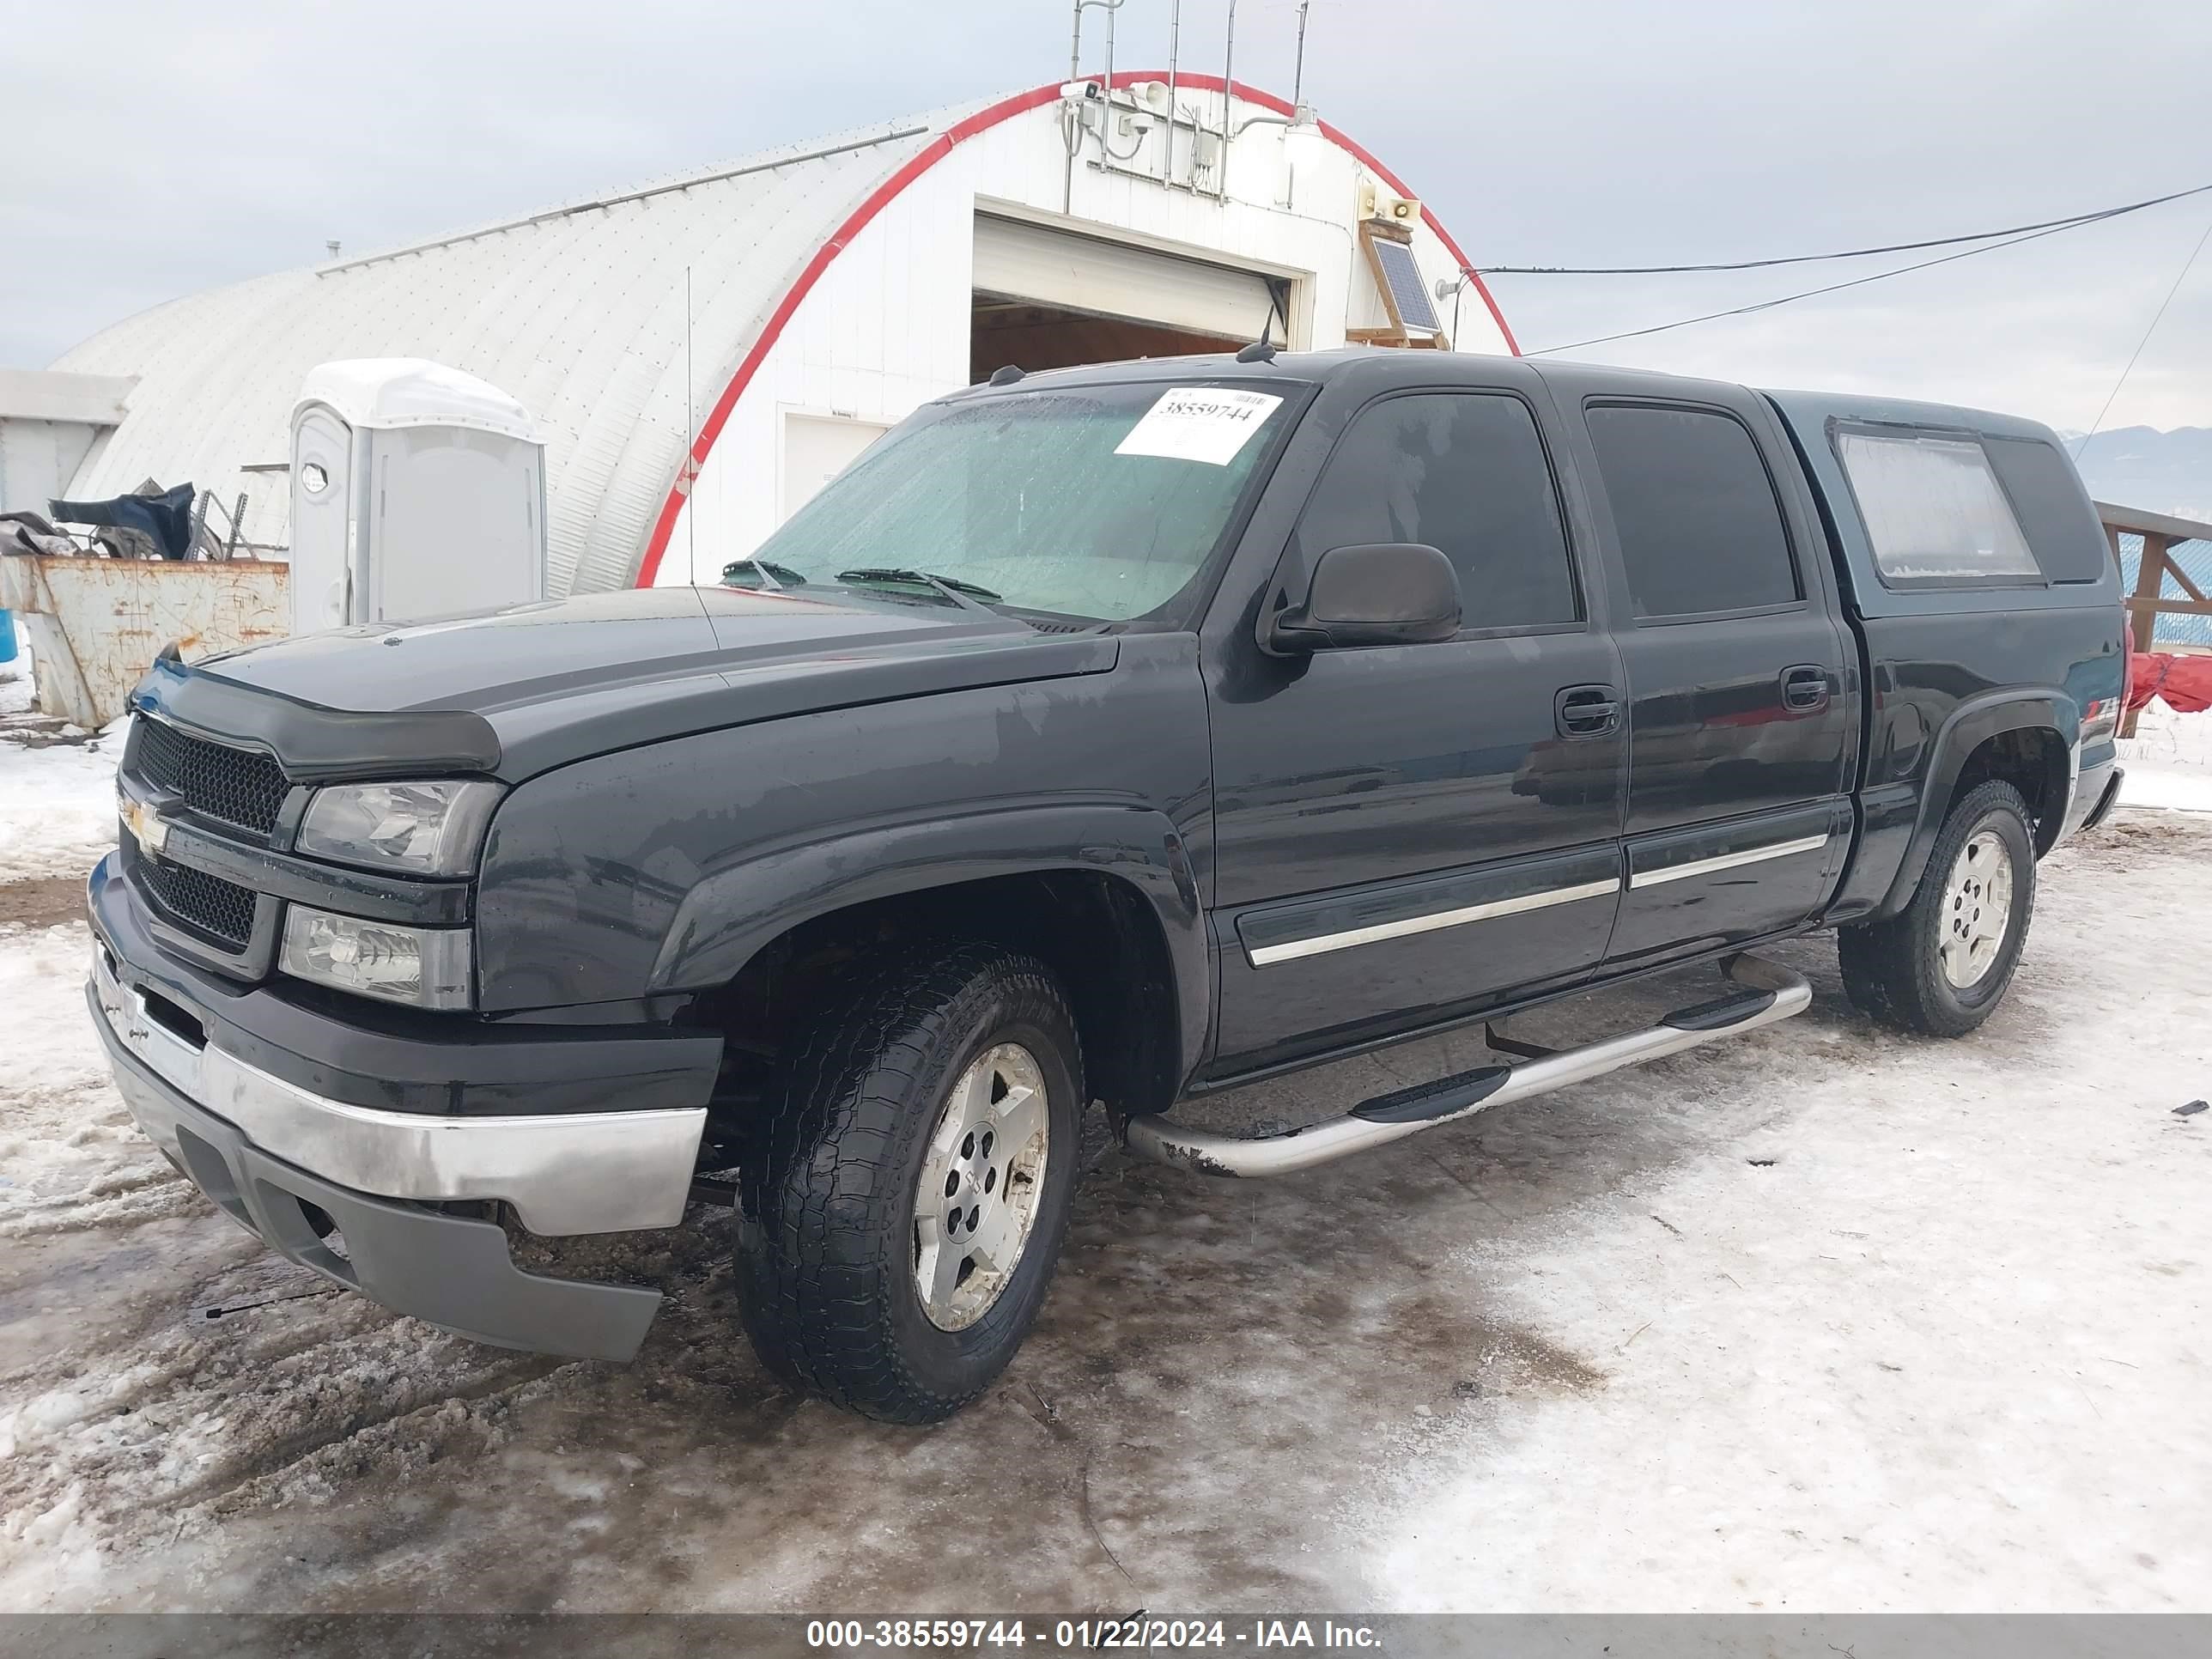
[734,380,1298,622]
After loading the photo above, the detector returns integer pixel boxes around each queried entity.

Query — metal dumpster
[0,556,289,729]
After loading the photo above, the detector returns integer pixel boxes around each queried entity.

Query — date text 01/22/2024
[803,1619,1384,1650]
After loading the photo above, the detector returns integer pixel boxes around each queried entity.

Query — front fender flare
[647,803,1210,1083]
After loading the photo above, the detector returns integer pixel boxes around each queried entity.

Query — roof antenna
[988,364,1026,386]
[1236,340,1277,363]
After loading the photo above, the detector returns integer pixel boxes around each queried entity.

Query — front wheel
[735,943,1083,1423]
[1838,779,2037,1037]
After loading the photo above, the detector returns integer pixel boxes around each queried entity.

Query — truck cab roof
[955,349,2072,452]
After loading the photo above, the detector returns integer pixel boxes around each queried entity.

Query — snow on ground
[0,741,118,883]
[0,924,197,1246]
[2120,698,2212,812]
[0,732,2206,1613]
[1372,817,2212,1610]
[0,641,122,882]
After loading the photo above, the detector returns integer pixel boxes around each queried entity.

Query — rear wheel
[1838,780,2036,1037]
[735,942,1082,1423]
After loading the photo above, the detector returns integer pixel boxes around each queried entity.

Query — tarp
[2128,652,2212,714]
[48,483,196,562]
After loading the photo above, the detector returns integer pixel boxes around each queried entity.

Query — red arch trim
[635,72,1516,586]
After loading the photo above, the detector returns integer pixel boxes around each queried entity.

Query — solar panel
[1370,236,1441,333]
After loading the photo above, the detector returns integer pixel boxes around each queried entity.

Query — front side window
[738,380,1297,623]
[1835,428,2042,588]
[1584,404,1802,619]
[1292,392,1580,630]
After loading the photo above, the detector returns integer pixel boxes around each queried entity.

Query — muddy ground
[0,879,84,933]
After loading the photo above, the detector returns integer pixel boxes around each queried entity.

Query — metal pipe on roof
[1218,0,1237,202]
[1104,0,1117,101]
[1163,0,1181,185]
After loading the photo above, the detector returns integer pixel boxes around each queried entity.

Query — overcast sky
[6,0,2209,436]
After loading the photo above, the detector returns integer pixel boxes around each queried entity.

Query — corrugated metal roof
[48,102,986,594]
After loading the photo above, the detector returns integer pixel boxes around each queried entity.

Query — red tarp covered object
[2128,653,2212,714]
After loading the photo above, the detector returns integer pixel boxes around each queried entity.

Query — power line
[2071,209,2212,459]
[1526,204,2184,356]
[1477,181,2212,276]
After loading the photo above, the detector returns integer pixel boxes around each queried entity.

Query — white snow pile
[0,738,117,882]
[2120,697,2212,813]
[0,636,119,881]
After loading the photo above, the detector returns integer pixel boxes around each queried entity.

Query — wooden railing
[2096,501,2212,738]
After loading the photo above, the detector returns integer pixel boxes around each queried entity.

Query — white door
[972,215,1286,343]
[369,428,544,623]
[781,414,889,524]
[289,406,356,634]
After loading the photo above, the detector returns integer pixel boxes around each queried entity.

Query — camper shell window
[1981,434,2111,583]
[1832,425,2044,590]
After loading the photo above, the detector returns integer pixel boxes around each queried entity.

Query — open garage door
[971,214,1288,381]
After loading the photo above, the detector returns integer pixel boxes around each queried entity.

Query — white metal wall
[662,88,1505,585]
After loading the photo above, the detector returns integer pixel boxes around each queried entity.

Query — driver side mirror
[1266,542,1462,654]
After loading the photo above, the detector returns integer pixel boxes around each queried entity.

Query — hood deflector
[134,655,502,783]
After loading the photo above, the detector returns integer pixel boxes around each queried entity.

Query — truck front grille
[137,852,258,950]
[135,718,289,839]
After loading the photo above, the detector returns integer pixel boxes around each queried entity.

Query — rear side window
[1833,428,2041,588]
[1983,435,2109,582]
[1294,392,1580,630]
[1584,404,1801,619]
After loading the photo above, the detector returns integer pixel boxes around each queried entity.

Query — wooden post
[2120,532,2169,738]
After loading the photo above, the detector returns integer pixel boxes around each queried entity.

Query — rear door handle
[1555,684,1621,738]
[1782,665,1830,712]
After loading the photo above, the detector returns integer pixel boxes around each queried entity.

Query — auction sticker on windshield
[1115,386,1284,465]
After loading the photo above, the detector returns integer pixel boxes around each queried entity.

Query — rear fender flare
[1874,689,2074,919]
[647,804,1210,1082]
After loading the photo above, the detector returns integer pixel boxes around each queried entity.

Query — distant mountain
[2063,426,2212,526]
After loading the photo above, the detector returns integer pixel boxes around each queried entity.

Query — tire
[735,941,1083,1423]
[1838,780,2037,1037]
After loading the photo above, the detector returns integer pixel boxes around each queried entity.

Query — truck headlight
[281,905,472,1009]
[295,780,501,877]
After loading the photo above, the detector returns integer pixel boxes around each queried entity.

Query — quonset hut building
[35,74,1515,594]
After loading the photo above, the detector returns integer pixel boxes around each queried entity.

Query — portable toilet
[288,359,546,634]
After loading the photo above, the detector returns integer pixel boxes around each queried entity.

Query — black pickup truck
[88,349,2125,1422]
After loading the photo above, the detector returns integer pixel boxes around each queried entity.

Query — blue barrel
[0,608,16,666]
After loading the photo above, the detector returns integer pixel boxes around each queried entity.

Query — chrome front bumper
[90,943,704,1237]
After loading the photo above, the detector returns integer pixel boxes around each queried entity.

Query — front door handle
[1782,665,1830,713]
[1556,684,1621,738]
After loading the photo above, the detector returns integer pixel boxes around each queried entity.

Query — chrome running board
[1124,953,1811,1178]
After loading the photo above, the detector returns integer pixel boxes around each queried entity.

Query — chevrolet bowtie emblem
[120,795,171,860]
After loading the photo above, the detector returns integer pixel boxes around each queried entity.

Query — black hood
[136,587,1117,782]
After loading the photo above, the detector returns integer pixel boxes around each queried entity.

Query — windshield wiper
[835,567,1003,609]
